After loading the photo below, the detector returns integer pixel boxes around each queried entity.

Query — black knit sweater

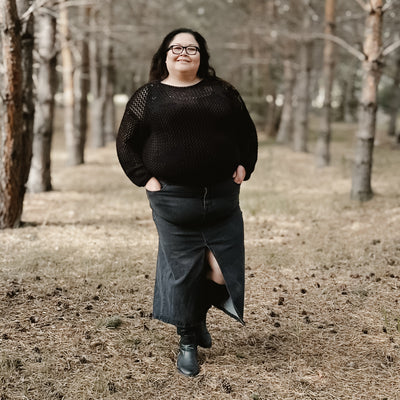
[116,77,258,187]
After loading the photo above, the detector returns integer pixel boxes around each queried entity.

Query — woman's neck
[162,74,201,87]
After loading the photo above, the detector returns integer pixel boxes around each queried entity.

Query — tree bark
[104,47,116,142]
[315,0,336,167]
[276,42,296,144]
[27,5,57,193]
[100,1,115,143]
[16,0,34,183]
[89,7,105,148]
[351,0,384,201]
[0,0,25,228]
[266,89,278,137]
[293,5,313,153]
[336,59,359,123]
[60,0,82,166]
[345,61,360,123]
[73,5,90,160]
[387,53,400,138]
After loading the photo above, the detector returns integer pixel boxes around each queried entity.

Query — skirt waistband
[158,178,240,198]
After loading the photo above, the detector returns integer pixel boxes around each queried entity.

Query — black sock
[176,326,197,344]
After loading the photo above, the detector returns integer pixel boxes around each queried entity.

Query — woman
[116,28,257,377]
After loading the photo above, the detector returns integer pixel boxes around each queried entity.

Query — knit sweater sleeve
[229,85,258,181]
[116,85,153,187]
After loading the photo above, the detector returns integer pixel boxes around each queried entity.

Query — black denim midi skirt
[146,178,245,328]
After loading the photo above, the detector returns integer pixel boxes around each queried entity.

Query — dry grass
[1,119,400,400]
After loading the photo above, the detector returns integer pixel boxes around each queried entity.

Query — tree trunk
[104,47,116,142]
[0,0,24,228]
[387,53,400,138]
[336,66,359,123]
[16,0,34,183]
[345,62,360,123]
[27,5,57,193]
[250,30,262,99]
[0,47,3,125]
[276,43,296,144]
[89,8,105,148]
[351,0,384,201]
[315,0,336,167]
[266,89,278,137]
[293,6,313,153]
[60,0,82,166]
[73,5,90,160]
[100,1,114,144]
[335,76,347,122]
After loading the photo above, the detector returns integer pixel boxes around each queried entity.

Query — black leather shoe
[195,320,212,348]
[177,341,199,377]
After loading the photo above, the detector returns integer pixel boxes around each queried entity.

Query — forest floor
[1,119,400,400]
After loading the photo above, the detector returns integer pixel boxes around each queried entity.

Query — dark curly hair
[149,28,216,82]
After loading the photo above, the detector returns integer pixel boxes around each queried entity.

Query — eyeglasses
[168,45,200,56]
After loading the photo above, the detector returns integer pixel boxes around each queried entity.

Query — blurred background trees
[1,0,400,228]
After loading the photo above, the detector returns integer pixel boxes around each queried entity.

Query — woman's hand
[232,165,246,184]
[145,177,162,191]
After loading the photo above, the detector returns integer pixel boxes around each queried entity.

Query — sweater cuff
[135,173,153,187]
[124,166,153,187]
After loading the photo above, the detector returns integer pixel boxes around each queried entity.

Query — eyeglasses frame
[167,45,200,56]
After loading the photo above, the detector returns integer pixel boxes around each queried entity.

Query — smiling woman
[116,27,258,377]
[163,33,201,87]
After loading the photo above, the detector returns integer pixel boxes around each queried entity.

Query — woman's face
[165,33,201,78]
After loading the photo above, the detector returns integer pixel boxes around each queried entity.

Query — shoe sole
[177,366,200,377]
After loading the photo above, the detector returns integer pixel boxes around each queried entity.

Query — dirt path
[1,127,400,399]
